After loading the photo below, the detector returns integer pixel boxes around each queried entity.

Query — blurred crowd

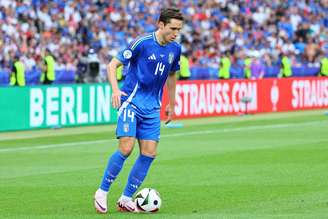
[0,0,327,74]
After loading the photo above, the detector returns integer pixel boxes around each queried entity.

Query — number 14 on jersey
[154,62,165,75]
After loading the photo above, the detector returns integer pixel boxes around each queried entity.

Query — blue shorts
[116,104,160,141]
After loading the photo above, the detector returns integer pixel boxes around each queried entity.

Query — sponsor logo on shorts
[123,123,129,132]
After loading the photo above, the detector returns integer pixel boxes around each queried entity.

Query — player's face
[159,19,183,43]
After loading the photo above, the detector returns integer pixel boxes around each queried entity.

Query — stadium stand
[0,0,327,85]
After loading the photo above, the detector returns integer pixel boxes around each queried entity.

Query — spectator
[10,55,25,86]
[305,37,319,63]
[319,52,328,77]
[244,55,252,79]
[178,54,191,80]
[218,52,231,79]
[279,53,292,78]
[0,0,326,81]
[250,55,265,79]
[116,65,123,81]
[40,49,55,84]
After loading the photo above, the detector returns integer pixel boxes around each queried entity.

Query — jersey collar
[153,32,167,47]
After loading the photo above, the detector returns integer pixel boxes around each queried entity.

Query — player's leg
[123,139,157,196]
[98,137,136,192]
[117,116,159,212]
[117,140,157,212]
[94,106,137,213]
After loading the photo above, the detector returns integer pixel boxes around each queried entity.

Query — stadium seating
[25,68,42,85]
[0,70,9,86]
[0,1,326,84]
[0,69,76,86]
[189,66,319,80]
[1,65,321,86]
[53,70,76,84]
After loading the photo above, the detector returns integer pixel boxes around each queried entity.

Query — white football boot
[116,195,139,213]
[94,189,108,213]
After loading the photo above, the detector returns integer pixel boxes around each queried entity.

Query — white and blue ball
[134,188,161,212]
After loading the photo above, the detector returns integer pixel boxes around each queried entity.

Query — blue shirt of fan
[116,32,181,118]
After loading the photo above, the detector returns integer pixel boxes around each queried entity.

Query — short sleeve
[170,46,181,73]
[116,39,143,65]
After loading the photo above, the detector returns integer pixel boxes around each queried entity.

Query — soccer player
[94,8,184,214]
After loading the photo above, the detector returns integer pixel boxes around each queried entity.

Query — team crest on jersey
[168,52,174,64]
[123,123,129,132]
[123,50,132,59]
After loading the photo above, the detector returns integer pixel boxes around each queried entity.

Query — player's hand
[165,104,174,124]
[112,89,127,109]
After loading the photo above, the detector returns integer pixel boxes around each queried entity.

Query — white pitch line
[0,120,326,153]
[162,120,325,137]
[0,139,115,153]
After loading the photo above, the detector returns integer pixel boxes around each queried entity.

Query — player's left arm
[165,46,181,124]
[165,71,177,124]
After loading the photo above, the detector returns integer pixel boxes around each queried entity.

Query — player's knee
[140,149,157,157]
[118,137,135,156]
[118,145,134,156]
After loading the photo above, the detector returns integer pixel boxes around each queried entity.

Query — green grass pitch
[0,110,328,219]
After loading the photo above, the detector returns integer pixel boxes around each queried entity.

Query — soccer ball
[134,188,162,212]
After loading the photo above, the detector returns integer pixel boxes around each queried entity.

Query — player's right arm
[107,57,127,109]
[109,37,142,108]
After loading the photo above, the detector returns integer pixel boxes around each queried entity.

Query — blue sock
[123,154,154,197]
[100,150,127,192]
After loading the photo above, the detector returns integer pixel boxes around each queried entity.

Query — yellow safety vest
[244,58,252,79]
[10,61,25,86]
[218,57,231,79]
[179,55,191,78]
[281,56,292,77]
[116,65,123,81]
[320,57,328,76]
[41,55,55,82]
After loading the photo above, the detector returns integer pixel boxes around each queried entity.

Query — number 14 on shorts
[123,109,135,122]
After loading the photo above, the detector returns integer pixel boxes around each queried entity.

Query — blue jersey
[116,32,181,118]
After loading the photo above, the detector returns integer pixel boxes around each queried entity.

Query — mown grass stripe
[0,120,325,153]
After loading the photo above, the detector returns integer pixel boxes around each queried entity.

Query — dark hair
[158,8,184,25]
